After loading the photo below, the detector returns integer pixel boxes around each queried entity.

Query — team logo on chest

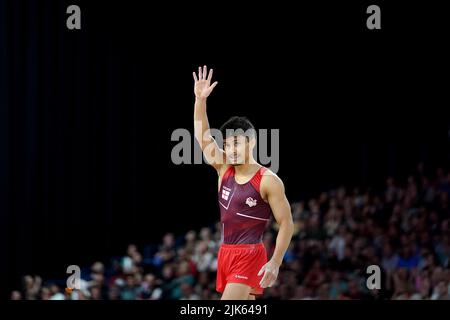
[245,197,257,207]
[219,186,235,210]
[221,186,231,200]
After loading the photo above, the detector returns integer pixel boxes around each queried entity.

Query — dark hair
[219,116,256,140]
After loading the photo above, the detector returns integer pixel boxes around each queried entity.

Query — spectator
[23,275,41,300]
[10,290,22,300]
[139,273,162,300]
[180,283,200,300]
[120,275,139,300]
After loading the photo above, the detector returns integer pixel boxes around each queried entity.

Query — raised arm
[193,65,225,172]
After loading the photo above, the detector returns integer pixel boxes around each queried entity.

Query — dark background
[0,0,449,298]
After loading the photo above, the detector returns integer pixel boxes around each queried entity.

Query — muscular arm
[258,173,294,288]
[193,66,225,172]
[265,175,294,265]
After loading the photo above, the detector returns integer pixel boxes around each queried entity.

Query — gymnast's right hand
[193,65,218,99]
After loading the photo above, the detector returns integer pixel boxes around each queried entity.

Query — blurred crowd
[11,164,450,300]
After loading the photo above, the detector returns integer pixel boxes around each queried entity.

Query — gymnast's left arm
[258,174,294,288]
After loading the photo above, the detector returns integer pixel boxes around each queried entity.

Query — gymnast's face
[224,135,255,165]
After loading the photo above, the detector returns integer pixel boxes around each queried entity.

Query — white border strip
[236,212,270,221]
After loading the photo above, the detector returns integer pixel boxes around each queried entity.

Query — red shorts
[216,242,268,296]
